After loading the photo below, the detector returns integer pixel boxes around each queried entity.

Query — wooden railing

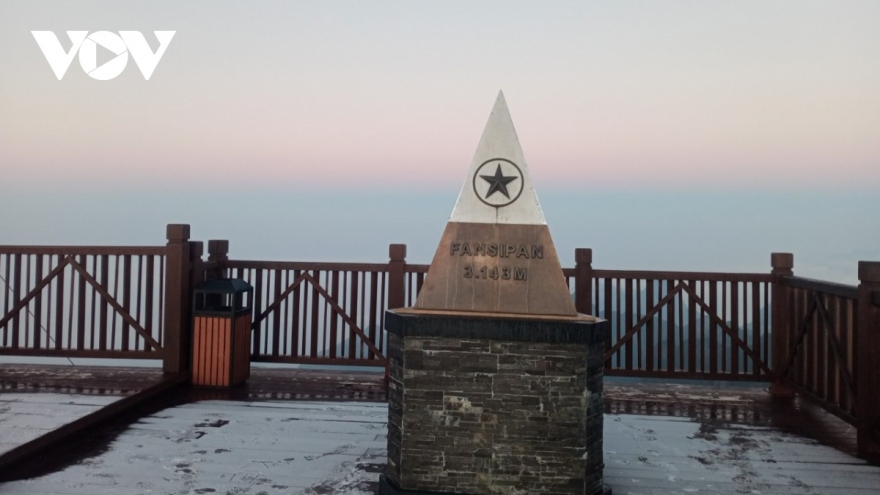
[0,224,201,374]
[767,256,880,458]
[2,226,878,457]
[405,264,429,308]
[212,244,409,368]
[565,250,773,380]
[591,271,772,381]
[226,259,392,366]
[0,246,167,359]
[776,275,858,423]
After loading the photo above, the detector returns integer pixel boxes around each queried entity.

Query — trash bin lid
[194,278,252,294]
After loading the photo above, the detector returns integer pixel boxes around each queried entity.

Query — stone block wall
[385,312,606,495]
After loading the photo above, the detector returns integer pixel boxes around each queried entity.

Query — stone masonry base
[383,310,608,495]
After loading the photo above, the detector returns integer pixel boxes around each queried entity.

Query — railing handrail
[0,246,166,256]
[781,275,858,299]
[404,264,429,273]
[591,269,772,282]
[225,259,390,272]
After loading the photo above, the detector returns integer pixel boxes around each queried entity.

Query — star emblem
[472,158,524,208]
[480,164,518,200]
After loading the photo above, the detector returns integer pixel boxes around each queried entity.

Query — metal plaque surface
[415,92,577,317]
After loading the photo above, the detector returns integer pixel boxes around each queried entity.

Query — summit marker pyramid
[413,92,578,317]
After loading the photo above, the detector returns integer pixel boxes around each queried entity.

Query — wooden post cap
[771,253,793,270]
[575,248,592,265]
[389,244,407,260]
[166,224,190,241]
[858,261,880,283]
[208,240,229,256]
[190,241,204,258]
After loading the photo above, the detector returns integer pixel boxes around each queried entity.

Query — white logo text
[31,31,175,80]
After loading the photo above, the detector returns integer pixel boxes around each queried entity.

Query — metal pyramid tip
[495,90,507,107]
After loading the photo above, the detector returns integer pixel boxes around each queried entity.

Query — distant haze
[1,188,877,285]
[1,2,878,284]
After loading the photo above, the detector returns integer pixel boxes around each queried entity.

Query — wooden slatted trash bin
[191,278,253,388]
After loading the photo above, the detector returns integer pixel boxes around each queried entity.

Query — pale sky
[0,1,878,283]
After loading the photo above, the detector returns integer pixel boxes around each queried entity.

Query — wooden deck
[604,414,877,494]
[604,379,860,457]
[0,393,120,458]
[0,364,877,494]
[0,364,166,396]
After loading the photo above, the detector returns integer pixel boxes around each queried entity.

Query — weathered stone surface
[385,312,606,495]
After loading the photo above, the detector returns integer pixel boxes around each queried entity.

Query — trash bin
[191,278,253,388]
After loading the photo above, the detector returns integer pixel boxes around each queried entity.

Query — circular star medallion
[472,158,524,208]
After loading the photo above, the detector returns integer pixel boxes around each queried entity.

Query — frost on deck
[604,414,880,495]
[2,397,880,495]
[0,400,388,495]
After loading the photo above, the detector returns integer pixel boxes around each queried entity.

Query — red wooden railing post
[388,244,407,310]
[189,241,205,291]
[770,252,795,397]
[163,224,193,374]
[574,248,593,316]
[185,241,203,370]
[857,261,880,459]
[207,240,229,280]
[386,244,407,381]
[202,240,228,309]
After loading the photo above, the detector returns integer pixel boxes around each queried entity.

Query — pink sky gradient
[1,1,878,191]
